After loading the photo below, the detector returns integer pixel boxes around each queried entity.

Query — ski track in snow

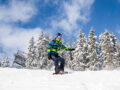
[0,68,120,90]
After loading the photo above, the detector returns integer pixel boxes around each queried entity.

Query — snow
[0,68,120,90]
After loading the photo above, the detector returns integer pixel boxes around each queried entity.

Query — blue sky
[89,0,120,38]
[0,0,120,61]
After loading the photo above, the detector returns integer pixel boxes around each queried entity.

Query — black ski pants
[51,54,65,72]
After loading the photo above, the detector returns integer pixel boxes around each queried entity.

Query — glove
[55,54,59,58]
[69,48,75,51]
[48,53,51,60]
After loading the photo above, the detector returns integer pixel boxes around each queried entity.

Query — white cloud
[0,24,42,62]
[0,0,37,23]
[44,0,59,5]
[51,0,94,33]
[0,0,95,63]
[0,0,39,62]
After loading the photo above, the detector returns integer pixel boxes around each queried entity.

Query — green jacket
[47,39,69,54]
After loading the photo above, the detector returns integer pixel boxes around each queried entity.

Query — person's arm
[60,44,69,51]
[47,40,55,60]
[60,42,75,51]
[47,40,54,54]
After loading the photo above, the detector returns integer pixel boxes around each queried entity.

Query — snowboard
[53,71,69,75]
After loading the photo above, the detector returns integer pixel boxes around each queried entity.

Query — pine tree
[69,40,76,69]
[45,34,51,42]
[72,40,76,49]
[71,29,88,71]
[99,30,118,70]
[115,40,120,67]
[65,37,72,68]
[0,61,1,67]
[26,37,37,69]
[87,27,99,70]
[1,57,9,68]
[60,36,66,58]
[45,34,54,70]
[36,31,49,69]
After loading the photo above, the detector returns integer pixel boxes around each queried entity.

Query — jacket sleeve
[61,44,69,51]
[47,40,54,54]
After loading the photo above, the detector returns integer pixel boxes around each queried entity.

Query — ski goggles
[57,35,62,39]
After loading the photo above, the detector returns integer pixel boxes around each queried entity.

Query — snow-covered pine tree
[62,36,65,45]
[60,36,66,58]
[45,34,51,42]
[65,37,72,69]
[1,57,9,68]
[45,34,54,70]
[36,31,43,69]
[115,40,120,67]
[0,62,1,67]
[36,31,49,69]
[69,40,76,69]
[72,40,76,49]
[87,27,99,70]
[71,29,88,71]
[99,30,118,70]
[26,36,37,69]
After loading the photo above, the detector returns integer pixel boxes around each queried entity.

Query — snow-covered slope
[0,68,120,90]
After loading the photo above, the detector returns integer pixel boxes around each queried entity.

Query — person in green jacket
[47,33,75,74]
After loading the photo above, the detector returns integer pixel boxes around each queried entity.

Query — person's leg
[51,55,60,73]
[58,57,65,72]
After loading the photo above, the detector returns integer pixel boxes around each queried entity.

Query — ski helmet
[57,33,62,36]
[56,33,62,39]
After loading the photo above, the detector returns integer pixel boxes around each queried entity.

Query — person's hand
[69,48,75,51]
[48,54,51,60]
